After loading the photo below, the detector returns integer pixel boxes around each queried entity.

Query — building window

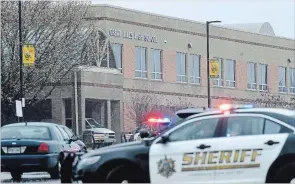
[247,62,257,90]
[111,43,122,73]
[189,54,201,84]
[259,64,268,91]
[176,52,187,83]
[150,49,162,80]
[290,68,295,94]
[278,67,287,93]
[135,47,147,78]
[213,58,223,87]
[225,59,236,88]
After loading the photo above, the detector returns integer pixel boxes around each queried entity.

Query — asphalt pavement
[0,150,95,183]
[0,172,60,183]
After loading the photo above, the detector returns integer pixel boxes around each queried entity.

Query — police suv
[71,104,295,183]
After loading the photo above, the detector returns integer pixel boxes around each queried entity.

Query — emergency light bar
[219,104,254,111]
[148,118,170,123]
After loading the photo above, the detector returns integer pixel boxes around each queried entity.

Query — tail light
[37,142,49,153]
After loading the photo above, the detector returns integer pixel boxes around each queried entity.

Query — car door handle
[197,144,211,149]
[265,140,280,146]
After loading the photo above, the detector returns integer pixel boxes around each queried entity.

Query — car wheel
[82,146,87,152]
[10,171,22,181]
[105,165,144,183]
[49,161,61,179]
[273,163,295,183]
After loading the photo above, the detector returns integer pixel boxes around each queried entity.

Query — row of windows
[247,63,295,93]
[111,43,295,93]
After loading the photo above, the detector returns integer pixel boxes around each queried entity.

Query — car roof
[175,108,218,119]
[186,108,295,126]
[2,122,58,127]
[175,108,205,114]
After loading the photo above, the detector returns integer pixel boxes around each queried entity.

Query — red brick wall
[162,49,176,83]
[268,64,278,93]
[122,42,135,79]
[201,56,208,86]
[236,60,247,90]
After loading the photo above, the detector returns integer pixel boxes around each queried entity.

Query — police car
[132,118,171,141]
[71,104,295,183]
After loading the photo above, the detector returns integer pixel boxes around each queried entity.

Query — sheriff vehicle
[71,104,295,183]
[132,117,171,141]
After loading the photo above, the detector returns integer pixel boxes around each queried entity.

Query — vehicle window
[87,119,104,128]
[264,119,293,134]
[52,126,64,141]
[62,126,74,137]
[85,120,92,129]
[226,116,264,137]
[169,118,219,142]
[56,126,70,140]
[226,116,292,137]
[1,126,51,140]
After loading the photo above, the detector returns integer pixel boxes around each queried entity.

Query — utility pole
[19,0,23,100]
[206,20,221,108]
[19,0,24,121]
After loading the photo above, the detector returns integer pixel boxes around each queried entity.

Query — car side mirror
[161,134,170,144]
[139,129,150,139]
[68,135,78,143]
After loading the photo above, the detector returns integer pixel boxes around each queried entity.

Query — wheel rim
[121,180,128,184]
[291,178,295,184]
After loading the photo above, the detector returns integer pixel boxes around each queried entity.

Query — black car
[59,125,87,152]
[69,105,295,183]
[1,122,81,181]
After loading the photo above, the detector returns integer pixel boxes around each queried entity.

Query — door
[54,125,73,152]
[213,114,293,184]
[149,115,225,184]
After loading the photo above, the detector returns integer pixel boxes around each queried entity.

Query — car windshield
[1,126,51,140]
[87,119,104,128]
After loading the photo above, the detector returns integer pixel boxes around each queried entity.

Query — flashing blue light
[243,104,254,108]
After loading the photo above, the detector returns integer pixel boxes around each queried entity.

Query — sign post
[22,44,35,67]
[16,100,23,122]
[209,59,219,78]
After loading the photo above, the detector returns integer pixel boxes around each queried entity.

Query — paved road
[0,172,60,183]
[0,150,96,183]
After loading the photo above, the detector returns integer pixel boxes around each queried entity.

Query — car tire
[273,162,295,183]
[10,171,22,181]
[105,165,144,183]
[49,161,61,179]
[82,146,87,152]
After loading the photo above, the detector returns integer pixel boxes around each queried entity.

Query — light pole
[19,0,23,100]
[206,20,221,108]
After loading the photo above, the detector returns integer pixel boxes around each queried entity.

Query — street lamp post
[206,20,221,108]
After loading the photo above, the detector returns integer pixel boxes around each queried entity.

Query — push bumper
[1,154,59,172]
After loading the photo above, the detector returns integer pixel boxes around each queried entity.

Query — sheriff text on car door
[149,114,291,184]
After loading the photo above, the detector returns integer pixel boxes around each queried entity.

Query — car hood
[91,128,114,134]
[81,140,152,158]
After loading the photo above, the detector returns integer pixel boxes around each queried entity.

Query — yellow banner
[23,44,35,66]
[209,60,219,78]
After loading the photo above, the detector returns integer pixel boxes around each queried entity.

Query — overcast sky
[92,0,295,39]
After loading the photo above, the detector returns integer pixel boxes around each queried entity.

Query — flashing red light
[37,142,49,153]
[148,118,170,123]
[219,104,232,111]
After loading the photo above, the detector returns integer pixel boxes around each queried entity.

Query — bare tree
[1,1,109,122]
[126,92,160,127]
[254,89,286,108]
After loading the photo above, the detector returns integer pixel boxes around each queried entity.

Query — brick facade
[50,5,295,133]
